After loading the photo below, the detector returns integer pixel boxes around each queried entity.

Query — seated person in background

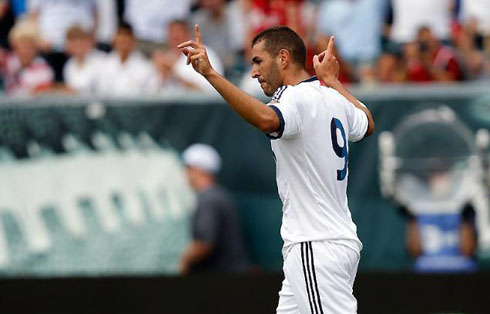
[416,26,462,82]
[150,45,189,94]
[0,18,54,96]
[96,21,156,97]
[63,26,106,94]
[28,0,97,82]
[164,19,224,94]
[179,144,251,274]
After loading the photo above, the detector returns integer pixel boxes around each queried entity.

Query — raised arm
[177,25,279,133]
[313,37,375,137]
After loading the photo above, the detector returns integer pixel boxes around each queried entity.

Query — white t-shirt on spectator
[173,46,224,94]
[28,0,96,50]
[96,51,156,96]
[461,0,490,36]
[64,50,106,94]
[390,0,452,43]
[124,0,191,42]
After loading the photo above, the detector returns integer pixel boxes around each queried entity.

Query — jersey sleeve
[345,99,369,142]
[266,86,302,140]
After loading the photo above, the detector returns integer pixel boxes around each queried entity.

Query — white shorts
[276,241,360,314]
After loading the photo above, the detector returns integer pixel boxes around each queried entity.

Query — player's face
[251,41,283,97]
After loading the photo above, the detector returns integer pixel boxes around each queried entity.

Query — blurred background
[0,0,490,313]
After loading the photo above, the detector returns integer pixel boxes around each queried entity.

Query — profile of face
[113,29,134,55]
[186,166,212,191]
[12,37,38,67]
[66,36,93,59]
[251,40,283,97]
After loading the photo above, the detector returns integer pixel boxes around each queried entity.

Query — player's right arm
[313,37,375,137]
[177,24,280,134]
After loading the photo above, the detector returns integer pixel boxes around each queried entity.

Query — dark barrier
[1,84,490,273]
[0,273,488,314]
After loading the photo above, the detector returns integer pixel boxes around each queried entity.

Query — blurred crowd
[0,0,489,98]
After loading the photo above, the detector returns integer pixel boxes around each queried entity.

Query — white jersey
[267,76,368,257]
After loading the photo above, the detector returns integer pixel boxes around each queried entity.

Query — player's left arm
[313,37,375,137]
[177,24,280,134]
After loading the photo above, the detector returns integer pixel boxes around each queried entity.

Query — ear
[278,49,290,69]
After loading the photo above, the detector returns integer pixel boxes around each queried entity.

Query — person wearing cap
[179,143,251,274]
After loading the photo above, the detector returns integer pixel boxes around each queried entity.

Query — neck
[119,51,131,63]
[282,68,311,86]
[75,55,86,64]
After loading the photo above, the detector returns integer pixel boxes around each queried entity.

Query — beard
[262,61,282,97]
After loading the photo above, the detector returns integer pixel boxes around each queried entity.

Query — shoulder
[272,81,317,104]
[200,186,234,207]
[271,85,290,102]
[91,49,108,60]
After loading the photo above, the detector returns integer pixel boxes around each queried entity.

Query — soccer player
[178,24,375,314]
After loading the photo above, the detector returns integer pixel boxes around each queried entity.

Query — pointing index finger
[195,24,203,46]
[326,36,335,57]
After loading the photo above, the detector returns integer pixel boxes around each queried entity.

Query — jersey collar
[298,76,319,84]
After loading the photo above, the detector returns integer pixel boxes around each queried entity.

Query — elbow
[366,121,375,137]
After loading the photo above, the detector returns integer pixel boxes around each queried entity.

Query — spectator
[179,144,251,274]
[240,0,317,91]
[375,50,406,83]
[316,0,388,83]
[96,22,156,96]
[165,19,224,94]
[389,0,454,44]
[63,26,106,94]
[313,33,354,84]
[28,0,97,82]
[0,18,54,96]
[191,0,246,73]
[454,20,488,80]
[402,40,432,82]
[417,26,462,81]
[149,45,188,94]
[124,0,191,56]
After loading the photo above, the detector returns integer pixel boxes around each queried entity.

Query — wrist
[325,78,342,89]
[203,68,218,80]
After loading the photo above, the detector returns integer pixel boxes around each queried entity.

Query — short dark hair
[169,19,190,30]
[117,21,134,35]
[251,26,306,67]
